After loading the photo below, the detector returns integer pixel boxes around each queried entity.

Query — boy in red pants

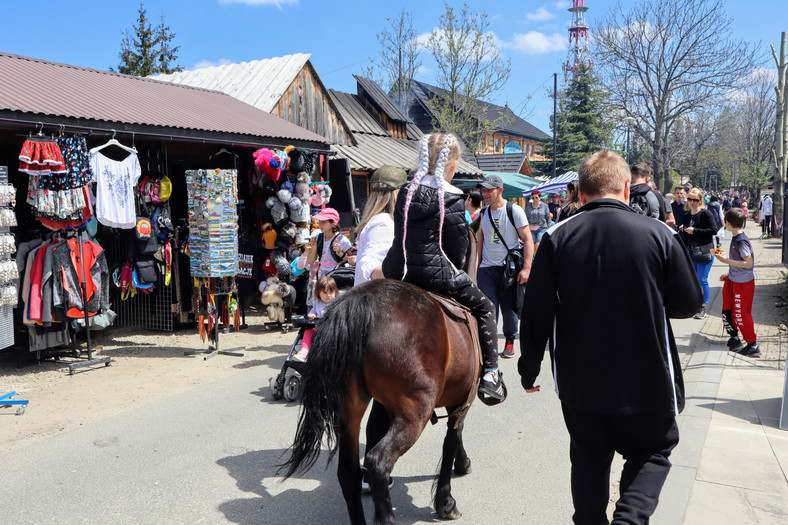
[714,208,759,357]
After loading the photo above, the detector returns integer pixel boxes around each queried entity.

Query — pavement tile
[653,465,695,525]
[671,415,712,468]
[682,480,788,525]
[683,381,725,418]
[696,420,785,491]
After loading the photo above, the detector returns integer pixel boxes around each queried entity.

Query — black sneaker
[727,336,741,349]
[500,339,515,358]
[479,370,506,400]
[738,343,761,358]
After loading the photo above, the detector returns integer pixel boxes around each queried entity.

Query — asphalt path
[3,259,723,525]
[1,328,572,524]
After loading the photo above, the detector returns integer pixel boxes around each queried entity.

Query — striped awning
[523,171,578,197]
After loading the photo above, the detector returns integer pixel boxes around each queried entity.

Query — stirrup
[477,372,507,406]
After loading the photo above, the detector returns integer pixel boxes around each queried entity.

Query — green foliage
[424,2,512,153]
[112,3,182,76]
[533,64,614,176]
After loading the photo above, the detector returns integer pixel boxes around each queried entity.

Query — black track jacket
[518,199,703,416]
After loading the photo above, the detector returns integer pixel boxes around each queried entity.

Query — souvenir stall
[251,146,334,330]
[13,130,112,372]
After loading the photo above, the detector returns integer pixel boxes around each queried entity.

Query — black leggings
[450,281,498,370]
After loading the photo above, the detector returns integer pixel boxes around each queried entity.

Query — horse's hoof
[435,495,462,520]
[437,505,462,520]
[454,458,471,476]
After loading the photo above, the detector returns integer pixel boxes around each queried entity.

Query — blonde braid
[401,135,431,277]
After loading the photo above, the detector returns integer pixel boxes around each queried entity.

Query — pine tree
[534,64,614,176]
[112,3,182,76]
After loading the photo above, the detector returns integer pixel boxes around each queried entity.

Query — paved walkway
[654,222,788,524]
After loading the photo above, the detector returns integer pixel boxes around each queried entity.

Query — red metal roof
[0,52,329,146]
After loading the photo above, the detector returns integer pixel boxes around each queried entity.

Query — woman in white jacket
[353,165,407,286]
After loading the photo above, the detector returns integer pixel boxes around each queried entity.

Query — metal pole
[552,73,558,179]
[626,127,631,164]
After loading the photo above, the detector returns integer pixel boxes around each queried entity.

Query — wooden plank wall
[274,67,353,146]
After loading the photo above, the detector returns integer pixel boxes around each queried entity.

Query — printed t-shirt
[91,151,142,229]
[480,204,528,268]
[729,233,755,283]
[319,233,352,277]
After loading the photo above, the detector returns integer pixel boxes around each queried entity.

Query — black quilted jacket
[382,182,470,294]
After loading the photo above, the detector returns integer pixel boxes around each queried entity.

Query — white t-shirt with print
[91,151,142,229]
[319,233,352,277]
[480,203,529,268]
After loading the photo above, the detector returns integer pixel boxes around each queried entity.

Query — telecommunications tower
[563,0,591,82]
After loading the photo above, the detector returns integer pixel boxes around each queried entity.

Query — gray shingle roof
[411,80,550,142]
[354,75,413,123]
[328,88,481,176]
[473,153,527,173]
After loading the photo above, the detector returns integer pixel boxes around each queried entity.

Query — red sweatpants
[722,278,756,344]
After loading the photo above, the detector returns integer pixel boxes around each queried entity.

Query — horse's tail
[278,290,375,478]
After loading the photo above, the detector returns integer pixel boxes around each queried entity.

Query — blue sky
[0,0,784,134]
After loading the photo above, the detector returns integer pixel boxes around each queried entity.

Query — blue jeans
[477,265,519,341]
[693,260,713,304]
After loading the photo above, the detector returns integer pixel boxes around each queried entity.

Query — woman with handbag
[679,188,717,319]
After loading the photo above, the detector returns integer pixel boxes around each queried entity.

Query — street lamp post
[623,116,636,163]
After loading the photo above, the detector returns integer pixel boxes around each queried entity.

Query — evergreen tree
[112,3,182,76]
[534,64,614,177]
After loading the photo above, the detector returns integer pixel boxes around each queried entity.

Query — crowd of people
[295,133,768,522]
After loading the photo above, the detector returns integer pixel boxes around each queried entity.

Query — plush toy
[319,184,332,204]
[253,148,281,182]
[261,222,277,249]
[266,195,288,224]
[261,275,286,323]
[276,282,297,307]
[275,222,296,252]
[294,172,311,202]
[288,196,310,223]
[271,150,289,174]
[287,147,306,174]
[287,246,302,262]
[294,227,310,245]
[269,250,291,280]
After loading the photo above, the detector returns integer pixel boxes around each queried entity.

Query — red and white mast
[563,0,591,82]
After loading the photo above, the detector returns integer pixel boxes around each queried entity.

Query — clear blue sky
[0,0,784,134]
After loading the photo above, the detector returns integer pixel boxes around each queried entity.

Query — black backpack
[707,201,723,231]
[316,233,344,264]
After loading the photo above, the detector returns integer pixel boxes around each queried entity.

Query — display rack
[184,277,245,360]
[0,166,15,350]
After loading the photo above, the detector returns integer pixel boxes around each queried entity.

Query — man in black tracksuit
[518,150,703,524]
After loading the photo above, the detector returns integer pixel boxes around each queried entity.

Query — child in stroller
[292,276,338,362]
[269,275,338,402]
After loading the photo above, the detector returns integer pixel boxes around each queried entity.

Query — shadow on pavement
[216,448,439,524]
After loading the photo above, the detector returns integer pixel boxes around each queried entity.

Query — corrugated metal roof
[474,153,527,173]
[411,80,550,141]
[329,88,481,176]
[353,75,413,123]
[0,52,328,145]
[154,54,311,113]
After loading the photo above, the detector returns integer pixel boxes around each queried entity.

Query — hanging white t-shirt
[91,151,142,229]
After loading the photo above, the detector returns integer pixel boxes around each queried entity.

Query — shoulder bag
[483,202,524,290]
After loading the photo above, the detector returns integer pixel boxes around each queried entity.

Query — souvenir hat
[477,174,504,189]
[314,208,340,223]
[370,165,407,192]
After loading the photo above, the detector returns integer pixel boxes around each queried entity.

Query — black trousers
[560,403,679,525]
[762,214,773,236]
[449,280,498,370]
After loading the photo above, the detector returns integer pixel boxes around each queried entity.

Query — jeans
[693,259,713,304]
[477,265,519,341]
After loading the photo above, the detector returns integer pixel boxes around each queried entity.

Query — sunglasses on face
[687,198,700,202]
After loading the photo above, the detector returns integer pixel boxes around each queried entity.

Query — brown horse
[279,229,484,524]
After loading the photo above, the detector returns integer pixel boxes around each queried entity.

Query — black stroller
[267,263,356,402]
[269,315,316,402]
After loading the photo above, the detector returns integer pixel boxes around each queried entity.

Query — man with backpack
[629,163,664,220]
[476,175,534,358]
[707,195,724,248]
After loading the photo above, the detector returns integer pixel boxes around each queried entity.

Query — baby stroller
[269,315,317,402]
